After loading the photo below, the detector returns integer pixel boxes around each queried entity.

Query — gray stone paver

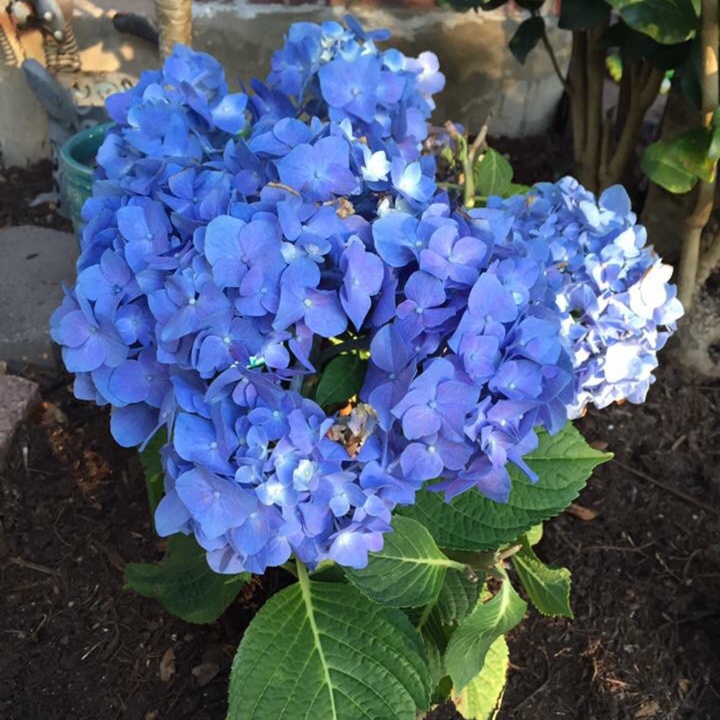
[0,373,40,469]
[0,225,78,369]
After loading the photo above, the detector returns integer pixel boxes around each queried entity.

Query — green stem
[281,560,298,578]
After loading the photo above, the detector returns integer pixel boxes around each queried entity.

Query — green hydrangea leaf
[228,569,432,720]
[400,424,611,551]
[445,573,526,691]
[512,538,573,618]
[451,635,509,719]
[315,353,367,407]
[346,517,465,608]
[125,533,249,624]
[474,148,513,198]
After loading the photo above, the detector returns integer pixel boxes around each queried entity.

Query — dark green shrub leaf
[512,538,573,618]
[509,16,546,64]
[606,0,698,45]
[228,576,431,720]
[606,21,692,70]
[641,128,716,193]
[559,0,610,30]
[400,424,611,550]
[315,353,367,407]
[474,148,513,197]
[438,0,509,10]
[125,533,249,624]
[346,517,463,608]
[445,574,526,691]
[516,0,545,10]
[451,635,509,719]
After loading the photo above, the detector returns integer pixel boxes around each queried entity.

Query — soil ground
[0,162,73,233]
[1,157,719,720]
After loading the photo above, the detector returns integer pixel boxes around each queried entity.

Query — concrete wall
[0,0,570,167]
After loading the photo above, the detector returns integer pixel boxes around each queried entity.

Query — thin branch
[599,107,614,177]
[614,59,633,138]
[463,112,493,209]
[679,0,719,307]
[678,181,716,307]
[578,17,610,191]
[467,111,493,165]
[601,64,664,188]
[569,31,589,159]
[696,224,720,286]
[535,11,572,95]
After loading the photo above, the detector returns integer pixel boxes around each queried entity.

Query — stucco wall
[0,0,570,166]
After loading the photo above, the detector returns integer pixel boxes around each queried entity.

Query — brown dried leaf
[159,648,176,682]
[634,700,660,718]
[567,503,599,521]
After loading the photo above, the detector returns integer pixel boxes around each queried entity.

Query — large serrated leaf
[445,575,526,691]
[125,534,248,624]
[228,571,432,720]
[400,424,611,551]
[435,569,483,626]
[410,570,484,688]
[607,0,698,45]
[512,538,573,618]
[452,635,509,719]
[346,517,462,608]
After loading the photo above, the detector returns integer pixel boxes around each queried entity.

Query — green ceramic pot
[59,122,112,239]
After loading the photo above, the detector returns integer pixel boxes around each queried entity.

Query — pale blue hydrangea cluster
[51,18,681,574]
[472,179,683,418]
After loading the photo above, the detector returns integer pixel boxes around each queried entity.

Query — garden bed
[1,364,718,720]
[2,148,719,719]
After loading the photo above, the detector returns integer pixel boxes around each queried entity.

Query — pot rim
[60,122,113,175]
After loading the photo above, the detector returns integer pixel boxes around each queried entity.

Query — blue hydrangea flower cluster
[470,178,684,418]
[51,17,681,574]
[268,16,444,160]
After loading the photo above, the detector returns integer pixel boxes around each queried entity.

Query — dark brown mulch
[0,162,73,233]
[1,364,718,720]
[2,148,719,720]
